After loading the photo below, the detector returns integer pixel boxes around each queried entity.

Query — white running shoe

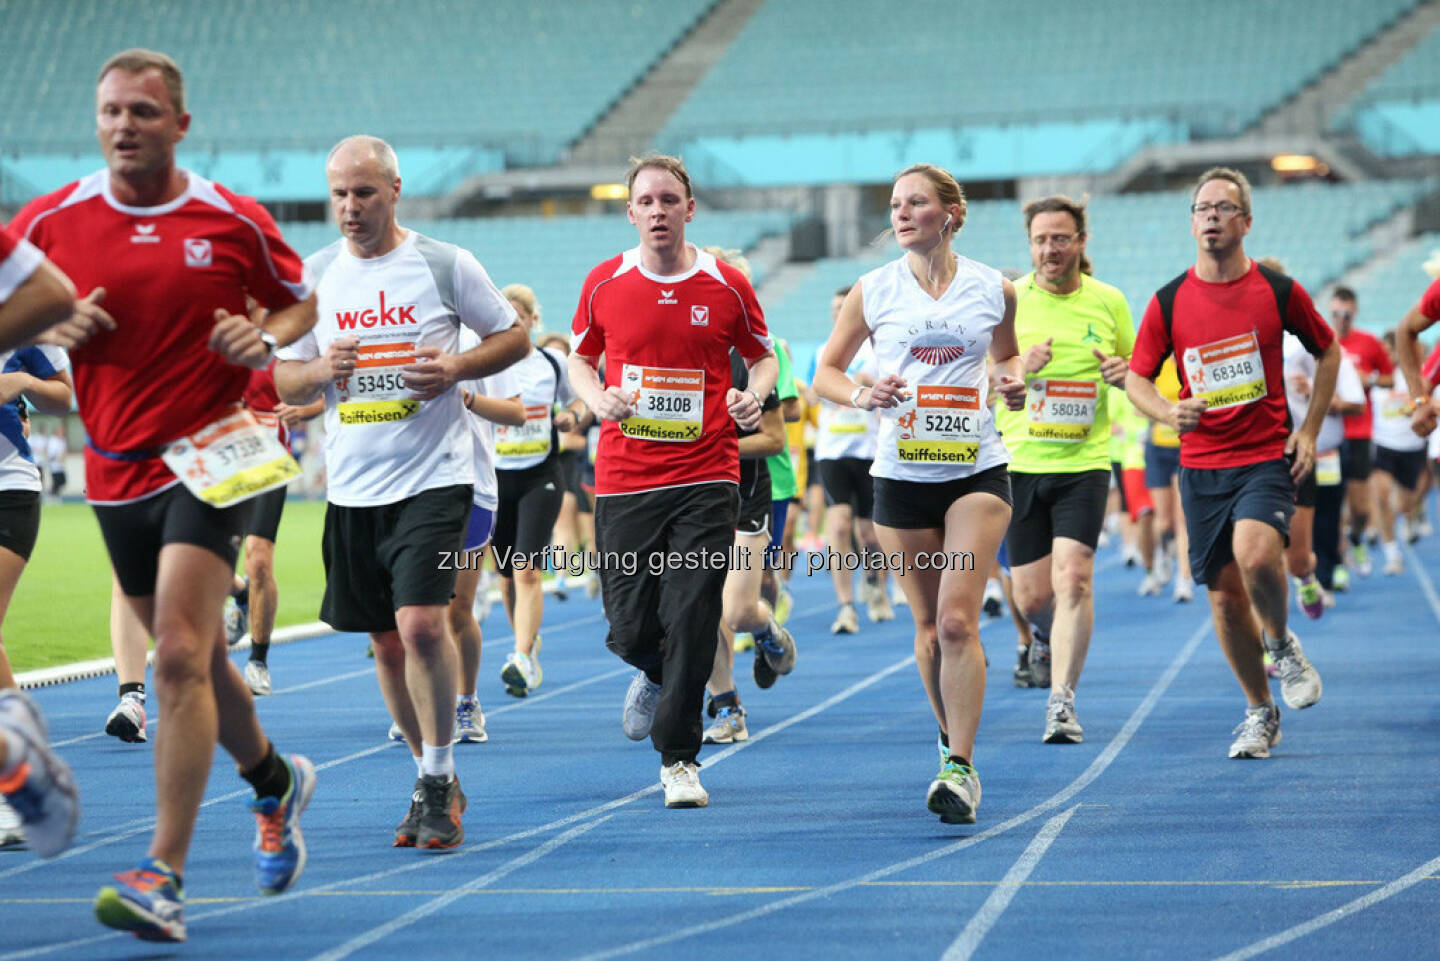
[1153,550,1174,585]
[1121,544,1143,568]
[831,603,859,635]
[1266,630,1322,710]
[1228,703,1281,758]
[0,797,24,848]
[104,692,147,743]
[868,588,895,623]
[890,581,908,607]
[387,720,405,742]
[1172,576,1195,603]
[621,671,662,740]
[453,697,487,743]
[1382,546,1403,576]
[660,761,708,808]
[244,660,272,697]
[1137,571,1163,596]
[0,689,80,858]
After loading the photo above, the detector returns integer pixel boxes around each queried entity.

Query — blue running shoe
[95,857,186,942]
[250,754,316,895]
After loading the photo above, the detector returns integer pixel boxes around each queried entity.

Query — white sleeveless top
[860,253,1010,483]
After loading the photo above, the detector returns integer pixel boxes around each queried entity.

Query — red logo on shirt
[335,291,418,329]
[183,238,212,267]
[690,306,709,326]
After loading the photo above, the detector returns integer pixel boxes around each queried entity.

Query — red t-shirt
[0,224,44,302]
[10,170,311,503]
[1418,279,1440,388]
[1338,328,1393,440]
[244,362,288,446]
[571,246,771,495]
[1130,262,1334,469]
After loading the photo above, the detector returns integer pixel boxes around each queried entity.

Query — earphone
[942,213,953,232]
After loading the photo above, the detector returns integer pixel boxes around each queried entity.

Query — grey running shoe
[621,671,662,740]
[244,660,271,697]
[1266,630,1322,710]
[105,692,147,743]
[753,622,796,690]
[453,698,487,743]
[831,603,859,634]
[926,761,981,824]
[1027,633,1052,689]
[702,705,748,744]
[1043,687,1084,743]
[1228,703,1282,759]
[0,689,79,858]
[1012,647,1034,688]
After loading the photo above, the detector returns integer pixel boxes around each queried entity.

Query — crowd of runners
[0,46,1437,946]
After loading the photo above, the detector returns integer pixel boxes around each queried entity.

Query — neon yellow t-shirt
[996,272,1136,473]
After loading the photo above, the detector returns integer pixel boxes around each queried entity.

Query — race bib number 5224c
[896,385,982,464]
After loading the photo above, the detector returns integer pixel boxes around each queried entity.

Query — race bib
[826,404,870,435]
[162,408,300,508]
[619,365,703,442]
[496,404,553,462]
[1181,333,1266,410]
[1315,449,1342,487]
[338,340,420,426]
[1025,378,1097,442]
[1378,390,1412,420]
[897,385,982,464]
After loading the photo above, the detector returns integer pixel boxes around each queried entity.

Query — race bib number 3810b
[897,385,982,463]
[619,364,704,442]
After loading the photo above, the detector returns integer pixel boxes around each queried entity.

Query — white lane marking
[941,806,1080,961]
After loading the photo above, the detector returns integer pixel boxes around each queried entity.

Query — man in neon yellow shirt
[995,195,1134,744]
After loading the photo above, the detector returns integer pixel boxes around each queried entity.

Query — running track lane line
[0,659,633,883]
[941,805,1081,961]
[566,617,1212,961]
[0,628,930,959]
[1204,549,1440,961]
[308,816,614,961]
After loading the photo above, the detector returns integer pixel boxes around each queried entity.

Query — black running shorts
[320,484,472,633]
[819,456,874,519]
[95,484,252,596]
[872,465,1012,530]
[1373,444,1427,491]
[0,489,41,562]
[245,486,287,543]
[493,462,565,577]
[1005,469,1111,567]
[1179,458,1294,587]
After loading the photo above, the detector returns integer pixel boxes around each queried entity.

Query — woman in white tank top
[813,163,1025,827]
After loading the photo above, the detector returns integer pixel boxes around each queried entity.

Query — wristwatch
[746,388,763,406]
[257,329,279,360]
[849,385,868,408]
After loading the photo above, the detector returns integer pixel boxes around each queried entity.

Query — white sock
[0,728,24,778]
[413,755,424,778]
[421,741,454,779]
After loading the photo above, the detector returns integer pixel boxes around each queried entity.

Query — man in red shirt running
[1330,286,1393,578]
[1396,276,1440,439]
[1127,167,1336,760]
[569,155,777,809]
[10,49,318,941]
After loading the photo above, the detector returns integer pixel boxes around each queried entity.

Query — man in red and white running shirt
[10,49,319,940]
[0,226,82,352]
[1396,276,1440,439]
[1328,286,1393,574]
[1127,166,1337,761]
[569,155,776,809]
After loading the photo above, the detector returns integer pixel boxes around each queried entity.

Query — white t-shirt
[494,346,575,471]
[45,430,68,473]
[468,363,521,511]
[278,230,518,507]
[1371,369,1426,453]
[814,343,879,462]
[1283,333,1363,454]
[861,253,1009,482]
[0,346,68,492]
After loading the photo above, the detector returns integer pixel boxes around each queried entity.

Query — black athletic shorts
[819,456,874,519]
[95,483,252,597]
[0,489,41,561]
[1373,445,1427,491]
[737,460,772,537]
[1294,467,1316,509]
[320,484,471,633]
[1179,458,1294,587]
[873,465,1012,530]
[1006,469,1111,567]
[245,486,287,543]
[559,449,590,511]
[493,461,565,576]
[1340,438,1373,483]
[1144,442,1181,489]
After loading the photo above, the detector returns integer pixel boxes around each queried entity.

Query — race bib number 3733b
[897,385,982,463]
[1182,332,1266,411]
[162,408,300,508]
[619,364,704,442]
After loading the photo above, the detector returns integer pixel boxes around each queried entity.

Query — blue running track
[3,535,1438,959]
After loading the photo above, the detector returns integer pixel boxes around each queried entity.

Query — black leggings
[1312,483,1345,589]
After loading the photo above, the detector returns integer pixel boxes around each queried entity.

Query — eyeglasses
[1190,201,1245,217]
[1330,309,1355,321]
[1029,234,1078,248]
